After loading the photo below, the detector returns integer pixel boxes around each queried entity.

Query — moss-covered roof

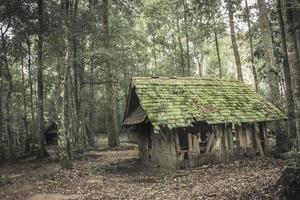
[128,77,286,129]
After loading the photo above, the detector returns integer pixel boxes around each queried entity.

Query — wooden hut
[44,122,58,145]
[122,77,286,169]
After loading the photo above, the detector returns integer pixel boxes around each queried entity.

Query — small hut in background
[122,77,286,169]
[44,122,58,145]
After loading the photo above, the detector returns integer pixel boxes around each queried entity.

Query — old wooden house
[122,77,286,169]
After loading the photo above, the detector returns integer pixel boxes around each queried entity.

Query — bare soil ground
[0,139,285,200]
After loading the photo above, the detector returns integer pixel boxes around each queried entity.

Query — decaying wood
[205,133,215,153]
[255,132,264,156]
[193,135,200,152]
[188,133,193,152]
[175,130,180,151]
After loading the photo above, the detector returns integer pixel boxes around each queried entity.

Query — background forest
[0,0,300,164]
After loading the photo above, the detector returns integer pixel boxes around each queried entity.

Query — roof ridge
[132,77,241,82]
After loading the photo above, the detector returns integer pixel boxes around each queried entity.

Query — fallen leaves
[0,146,285,200]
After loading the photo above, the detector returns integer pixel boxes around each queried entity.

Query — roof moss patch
[128,77,286,129]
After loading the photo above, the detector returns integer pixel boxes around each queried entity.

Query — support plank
[227,126,234,149]
[175,129,180,151]
[255,132,264,156]
[192,135,200,153]
[205,133,215,153]
[188,133,193,152]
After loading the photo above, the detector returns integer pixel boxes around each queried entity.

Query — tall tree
[226,0,243,81]
[277,0,297,139]
[21,53,30,152]
[281,0,300,150]
[0,42,4,163]
[257,0,281,106]
[102,0,120,147]
[57,0,72,162]
[182,0,191,76]
[37,0,47,158]
[1,25,16,162]
[245,0,258,90]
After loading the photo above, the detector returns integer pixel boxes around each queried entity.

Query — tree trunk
[245,0,259,90]
[182,0,191,76]
[151,34,158,76]
[213,24,222,78]
[282,0,300,150]
[278,0,297,139]
[57,0,72,162]
[88,57,95,146]
[0,50,4,163]
[21,55,30,153]
[26,36,35,146]
[257,0,281,107]
[37,0,47,158]
[102,0,120,147]
[176,16,185,76]
[1,31,16,162]
[227,0,243,81]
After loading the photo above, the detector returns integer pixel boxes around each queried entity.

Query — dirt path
[0,146,285,200]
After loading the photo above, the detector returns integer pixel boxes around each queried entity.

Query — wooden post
[227,126,234,149]
[255,132,264,156]
[245,124,254,156]
[212,125,222,163]
[175,129,180,151]
[192,135,200,153]
[205,133,215,153]
[237,124,246,157]
[188,133,193,152]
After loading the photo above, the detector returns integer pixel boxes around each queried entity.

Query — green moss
[131,77,286,129]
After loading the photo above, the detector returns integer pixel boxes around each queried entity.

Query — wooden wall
[173,123,266,169]
[133,122,267,169]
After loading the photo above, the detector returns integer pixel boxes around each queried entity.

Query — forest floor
[0,136,286,200]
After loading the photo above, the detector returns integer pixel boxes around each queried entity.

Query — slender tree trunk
[213,24,222,78]
[182,0,191,76]
[37,0,47,158]
[245,0,258,89]
[227,0,243,81]
[88,58,95,146]
[151,34,158,76]
[282,0,300,150]
[102,0,120,147]
[176,16,185,76]
[257,0,281,107]
[0,49,4,163]
[21,55,30,152]
[1,32,16,162]
[26,36,35,147]
[278,0,297,139]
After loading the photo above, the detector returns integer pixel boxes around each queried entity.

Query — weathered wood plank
[175,129,180,151]
[205,133,215,153]
[192,135,200,153]
[188,133,193,152]
[227,126,234,149]
[255,132,264,156]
